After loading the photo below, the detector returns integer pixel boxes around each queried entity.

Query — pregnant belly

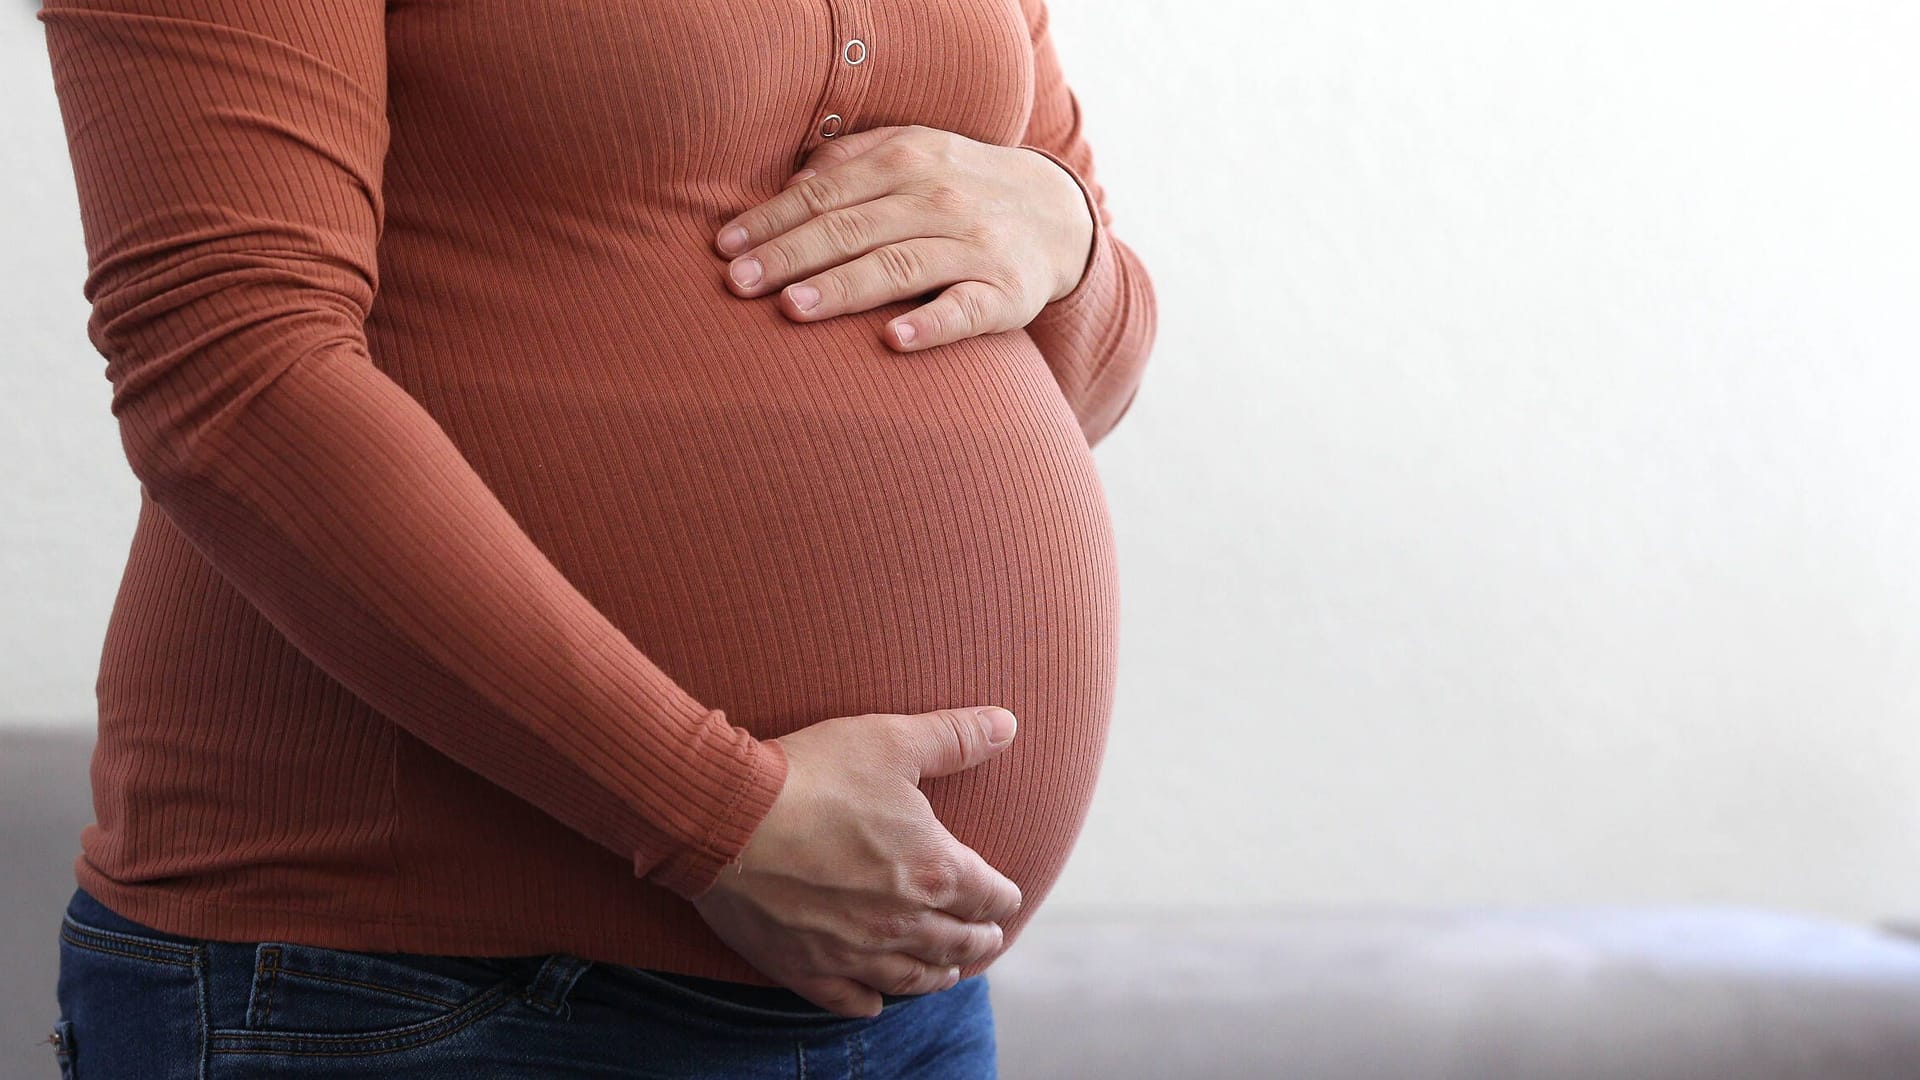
[367,273,1118,943]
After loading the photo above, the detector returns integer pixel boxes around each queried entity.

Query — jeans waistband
[64,885,908,1016]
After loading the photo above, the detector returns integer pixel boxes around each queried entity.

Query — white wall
[6,2,1918,922]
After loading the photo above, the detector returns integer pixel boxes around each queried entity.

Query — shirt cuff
[634,717,790,901]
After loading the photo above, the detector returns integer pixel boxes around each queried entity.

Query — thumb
[902,706,1018,780]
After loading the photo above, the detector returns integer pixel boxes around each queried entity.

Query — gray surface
[3,728,92,1080]
[987,909,1920,1079]
[9,726,1920,1079]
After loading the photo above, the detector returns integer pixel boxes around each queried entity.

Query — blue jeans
[49,885,996,1079]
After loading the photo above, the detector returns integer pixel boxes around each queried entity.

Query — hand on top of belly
[712,124,1096,353]
[688,705,1025,1019]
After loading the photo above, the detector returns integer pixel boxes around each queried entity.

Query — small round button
[819,112,842,138]
[843,38,866,64]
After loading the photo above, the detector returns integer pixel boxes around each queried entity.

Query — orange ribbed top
[36,0,1155,984]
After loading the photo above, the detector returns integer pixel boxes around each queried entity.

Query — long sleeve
[1015,0,1159,449]
[36,0,785,902]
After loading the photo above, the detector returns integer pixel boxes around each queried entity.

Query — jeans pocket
[220,939,525,1043]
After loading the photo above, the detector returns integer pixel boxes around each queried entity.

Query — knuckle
[924,299,962,339]
[922,182,971,216]
[874,715,918,770]
[916,304,950,342]
[918,126,964,158]
[948,286,984,327]
[816,984,858,1011]
[807,268,851,307]
[910,853,960,903]
[953,216,996,248]
[878,138,927,174]
[871,242,922,287]
[951,282,998,330]
[981,251,1023,287]
[868,908,916,946]
[795,177,842,218]
[965,893,995,924]
[931,707,973,752]
[823,937,865,971]
[885,965,924,996]
[818,206,871,251]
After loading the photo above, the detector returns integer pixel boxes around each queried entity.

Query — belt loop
[521,954,594,1019]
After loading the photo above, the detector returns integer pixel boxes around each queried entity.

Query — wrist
[1019,145,1096,304]
[1053,201,1096,304]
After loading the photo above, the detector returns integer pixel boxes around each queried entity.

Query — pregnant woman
[36,0,1155,1075]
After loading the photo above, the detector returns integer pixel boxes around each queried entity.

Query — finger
[857,950,962,998]
[887,278,1021,351]
[896,909,1006,969]
[716,130,927,259]
[897,707,1018,781]
[726,192,927,301]
[789,123,912,177]
[779,236,979,324]
[935,841,1024,927]
[793,973,885,1019]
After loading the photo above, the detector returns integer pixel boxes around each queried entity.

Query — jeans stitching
[253,946,280,1027]
[276,965,469,1009]
[60,919,198,968]
[195,943,211,1080]
[61,914,198,957]
[207,981,518,1057]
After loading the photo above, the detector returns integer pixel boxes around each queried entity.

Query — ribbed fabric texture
[36,0,1156,984]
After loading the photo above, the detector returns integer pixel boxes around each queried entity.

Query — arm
[35,0,784,902]
[1015,0,1159,449]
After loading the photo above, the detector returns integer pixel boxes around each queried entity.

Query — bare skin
[689,706,1024,1019]
[712,124,1098,352]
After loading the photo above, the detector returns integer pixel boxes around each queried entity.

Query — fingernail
[977,707,1016,744]
[787,283,820,311]
[729,256,762,288]
[717,224,749,254]
[787,168,816,186]
[892,320,916,346]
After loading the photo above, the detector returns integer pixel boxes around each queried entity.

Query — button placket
[796,0,874,167]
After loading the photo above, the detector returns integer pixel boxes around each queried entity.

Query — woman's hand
[688,705,1025,1019]
[712,125,1096,351]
